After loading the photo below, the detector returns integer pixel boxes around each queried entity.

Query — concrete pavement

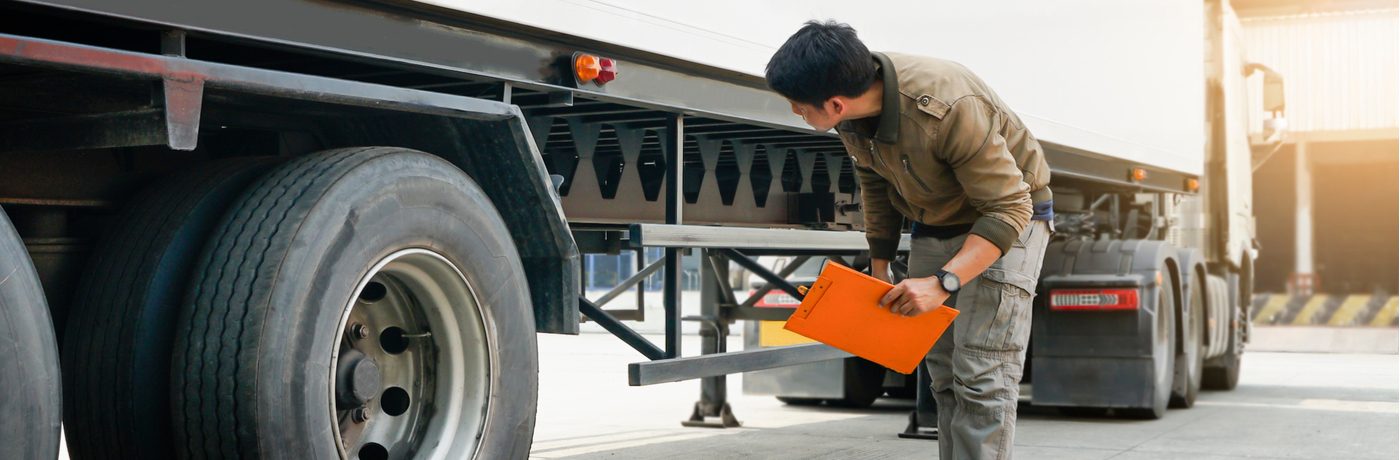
[532,332,1399,460]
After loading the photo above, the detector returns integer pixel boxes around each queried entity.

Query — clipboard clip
[794,277,832,319]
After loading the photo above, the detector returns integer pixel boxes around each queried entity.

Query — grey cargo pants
[909,220,1050,460]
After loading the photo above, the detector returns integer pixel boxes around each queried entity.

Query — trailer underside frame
[0,0,1213,431]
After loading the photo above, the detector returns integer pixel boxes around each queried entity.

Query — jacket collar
[871,52,901,145]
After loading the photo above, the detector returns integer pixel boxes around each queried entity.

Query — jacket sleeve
[855,164,903,260]
[938,96,1032,255]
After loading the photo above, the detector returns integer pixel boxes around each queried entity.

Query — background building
[1239,1,1398,300]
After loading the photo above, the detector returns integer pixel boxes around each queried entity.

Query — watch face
[941,273,959,292]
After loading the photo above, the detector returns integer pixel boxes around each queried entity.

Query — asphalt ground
[54,328,1396,459]
[531,332,1399,460]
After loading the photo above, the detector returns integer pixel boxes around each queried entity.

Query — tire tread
[0,208,62,460]
[63,159,272,460]
[175,148,391,458]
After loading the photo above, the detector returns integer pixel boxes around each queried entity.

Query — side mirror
[1261,71,1285,113]
[1244,63,1286,113]
[1246,63,1289,171]
[1244,62,1287,141]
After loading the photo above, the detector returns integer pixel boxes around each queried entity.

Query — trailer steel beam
[589,258,664,307]
[0,34,517,120]
[629,223,911,251]
[579,297,665,361]
[629,343,852,386]
[740,255,811,309]
[727,306,797,321]
[720,248,806,301]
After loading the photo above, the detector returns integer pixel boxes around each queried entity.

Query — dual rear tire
[1170,270,1207,409]
[1123,281,1175,419]
[1204,272,1245,390]
[62,148,539,458]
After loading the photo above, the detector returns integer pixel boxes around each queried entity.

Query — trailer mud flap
[1031,238,1180,408]
[1032,356,1157,408]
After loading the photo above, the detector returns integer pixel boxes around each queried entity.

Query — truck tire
[0,206,62,460]
[1170,269,1205,408]
[1123,281,1175,419]
[1204,275,1242,390]
[170,147,537,459]
[826,357,886,408]
[61,159,274,460]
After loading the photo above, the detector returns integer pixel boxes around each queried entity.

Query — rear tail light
[596,58,618,84]
[1050,288,1139,311]
[574,53,619,85]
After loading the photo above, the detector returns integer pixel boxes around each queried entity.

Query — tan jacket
[837,52,1051,259]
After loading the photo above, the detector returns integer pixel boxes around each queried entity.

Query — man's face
[790,100,841,131]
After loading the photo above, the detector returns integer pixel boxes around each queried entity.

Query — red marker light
[596,58,618,84]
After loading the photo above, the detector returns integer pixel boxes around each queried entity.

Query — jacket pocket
[901,155,935,193]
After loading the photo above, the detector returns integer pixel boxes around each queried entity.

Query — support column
[1291,142,1316,296]
[663,115,684,359]
[683,249,741,428]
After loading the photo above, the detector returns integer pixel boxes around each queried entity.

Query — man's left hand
[880,276,951,317]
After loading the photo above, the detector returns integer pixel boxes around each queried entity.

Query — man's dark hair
[765,20,877,107]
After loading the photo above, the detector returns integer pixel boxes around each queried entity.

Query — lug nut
[352,407,370,423]
[350,323,369,340]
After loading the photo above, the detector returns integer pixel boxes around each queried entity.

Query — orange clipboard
[782,260,958,374]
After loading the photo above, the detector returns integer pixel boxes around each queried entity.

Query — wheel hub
[329,249,492,459]
[336,350,382,407]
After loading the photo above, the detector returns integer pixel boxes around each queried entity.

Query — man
[765,21,1053,459]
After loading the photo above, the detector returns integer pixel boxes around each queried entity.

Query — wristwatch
[934,269,961,293]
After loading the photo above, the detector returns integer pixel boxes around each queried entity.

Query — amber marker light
[575,53,602,82]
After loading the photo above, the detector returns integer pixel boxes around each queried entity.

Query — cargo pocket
[1011,221,1039,248]
[973,267,1039,351]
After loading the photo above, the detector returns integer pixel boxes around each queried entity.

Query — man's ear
[827,97,847,118]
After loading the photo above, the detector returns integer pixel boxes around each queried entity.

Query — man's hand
[871,258,893,283]
[880,276,950,317]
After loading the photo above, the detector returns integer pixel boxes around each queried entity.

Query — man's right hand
[871,258,893,283]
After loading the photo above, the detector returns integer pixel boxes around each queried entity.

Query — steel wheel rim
[330,248,492,459]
